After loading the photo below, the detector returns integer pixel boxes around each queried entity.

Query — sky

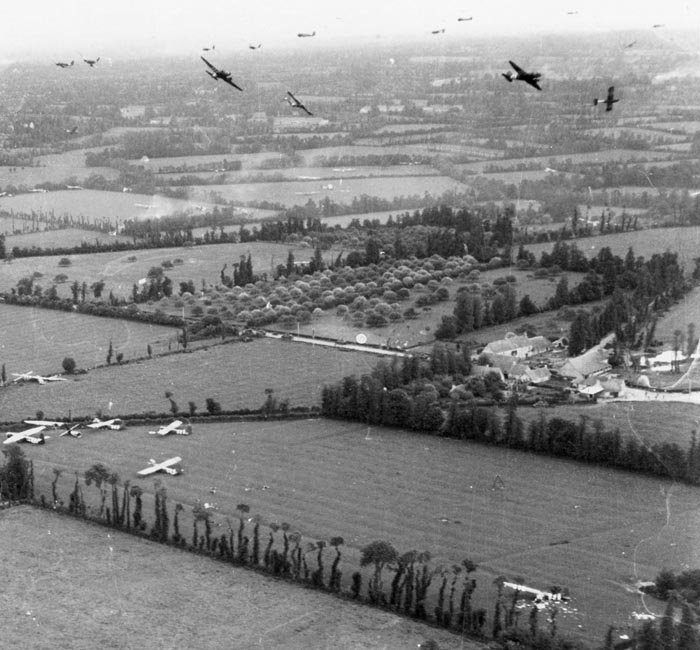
[1,0,699,60]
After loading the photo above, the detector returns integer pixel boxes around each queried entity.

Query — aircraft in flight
[457,17,473,21]
[624,40,637,49]
[87,417,125,430]
[431,28,446,35]
[12,372,66,385]
[502,60,542,91]
[284,91,313,116]
[148,420,192,436]
[55,60,74,68]
[137,456,183,476]
[248,43,262,50]
[594,86,620,112]
[82,56,100,67]
[201,56,243,91]
[297,31,315,38]
[202,45,215,51]
[4,425,48,445]
[65,126,78,135]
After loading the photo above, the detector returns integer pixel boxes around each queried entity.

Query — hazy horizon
[3,0,699,62]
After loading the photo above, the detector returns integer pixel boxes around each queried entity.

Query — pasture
[0,164,118,187]
[0,240,327,300]
[0,190,216,224]
[0,506,473,650]
[0,337,377,420]
[0,303,179,377]
[22,418,700,646]
[523,226,700,272]
[187,176,469,207]
[4,227,131,249]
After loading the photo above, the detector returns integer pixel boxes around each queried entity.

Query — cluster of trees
[628,598,699,650]
[653,568,700,604]
[0,446,34,501]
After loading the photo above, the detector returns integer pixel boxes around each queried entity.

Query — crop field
[0,507,473,650]
[187,176,469,207]
[0,337,377,420]
[655,285,700,345]
[0,190,216,223]
[18,417,700,646]
[0,240,322,299]
[523,226,700,271]
[300,145,435,163]
[4,227,132,249]
[0,303,179,377]
[130,151,284,172]
[0,164,119,187]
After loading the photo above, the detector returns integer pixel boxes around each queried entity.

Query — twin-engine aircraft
[502,60,542,91]
[297,31,316,38]
[12,372,66,385]
[137,457,183,476]
[87,417,125,430]
[55,60,74,68]
[83,56,100,67]
[4,425,48,445]
[148,420,192,436]
[201,56,243,91]
[594,86,620,112]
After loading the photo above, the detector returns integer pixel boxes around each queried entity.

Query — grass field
[0,506,475,650]
[0,303,179,377]
[187,176,469,207]
[19,418,700,647]
[0,241,327,300]
[0,337,377,420]
[5,227,132,249]
[523,226,700,271]
[0,190,215,223]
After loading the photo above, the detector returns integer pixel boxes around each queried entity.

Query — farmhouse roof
[558,347,610,382]
[525,367,551,384]
[484,354,529,378]
[482,335,531,355]
[471,365,505,381]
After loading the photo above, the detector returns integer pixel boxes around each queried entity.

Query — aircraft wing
[137,464,160,476]
[509,60,526,75]
[25,420,65,427]
[222,77,243,91]
[4,425,46,444]
[607,86,615,101]
[159,420,182,435]
[200,56,218,73]
[526,78,542,91]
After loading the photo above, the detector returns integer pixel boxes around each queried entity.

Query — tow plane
[248,43,262,50]
[12,372,66,385]
[148,419,192,436]
[55,60,74,68]
[457,17,473,22]
[201,56,243,91]
[4,425,48,445]
[137,456,183,476]
[87,417,125,430]
[284,91,313,116]
[82,56,100,67]
[594,86,619,112]
[502,60,542,90]
[297,31,315,38]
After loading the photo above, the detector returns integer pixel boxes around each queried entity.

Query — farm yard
[0,337,377,420]
[0,506,475,650]
[0,303,179,376]
[19,418,700,647]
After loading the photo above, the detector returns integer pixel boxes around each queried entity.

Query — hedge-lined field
[23,418,700,646]
[0,337,376,420]
[0,506,473,650]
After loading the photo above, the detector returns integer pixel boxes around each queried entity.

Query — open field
[0,241,328,299]
[0,506,474,650]
[4,227,132,248]
[0,337,377,420]
[156,164,439,184]
[187,176,469,207]
[0,190,217,223]
[20,418,700,647]
[0,164,118,187]
[0,303,179,376]
[516,400,700,448]
[655,285,700,345]
[523,226,700,271]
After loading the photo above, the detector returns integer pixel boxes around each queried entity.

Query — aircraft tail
[593,98,600,106]
[502,73,513,82]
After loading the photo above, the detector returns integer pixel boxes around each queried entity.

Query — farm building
[558,347,610,383]
[483,354,529,381]
[481,333,552,359]
[525,366,551,384]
